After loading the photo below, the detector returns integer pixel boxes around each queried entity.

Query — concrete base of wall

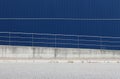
[0,45,120,60]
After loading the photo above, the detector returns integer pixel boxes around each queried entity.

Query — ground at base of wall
[0,58,120,63]
[0,63,120,79]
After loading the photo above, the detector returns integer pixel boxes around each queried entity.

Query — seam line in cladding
[0,18,120,21]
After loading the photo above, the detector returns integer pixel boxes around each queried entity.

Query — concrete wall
[0,45,120,59]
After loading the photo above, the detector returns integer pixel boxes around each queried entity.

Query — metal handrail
[0,31,120,38]
[0,34,120,43]
[0,32,120,49]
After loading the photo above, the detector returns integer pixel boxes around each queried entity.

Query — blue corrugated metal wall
[0,0,120,49]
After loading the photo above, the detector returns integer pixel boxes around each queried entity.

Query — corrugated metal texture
[0,0,120,49]
[0,0,120,18]
[0,20,120,36]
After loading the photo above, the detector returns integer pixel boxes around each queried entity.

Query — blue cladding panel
[0,0,120,50]
[0,0,120,18]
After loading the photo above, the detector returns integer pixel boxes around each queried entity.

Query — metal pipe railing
[0,32,120,49]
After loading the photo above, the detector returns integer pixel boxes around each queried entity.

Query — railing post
[7,32,11,58]
[78,36,79,48]
[9,32,11,46]
[54,34,57,58]
[100,36,103,53]
[32,33,35,59]
[32,33,34,47]
[78,36,81,58]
